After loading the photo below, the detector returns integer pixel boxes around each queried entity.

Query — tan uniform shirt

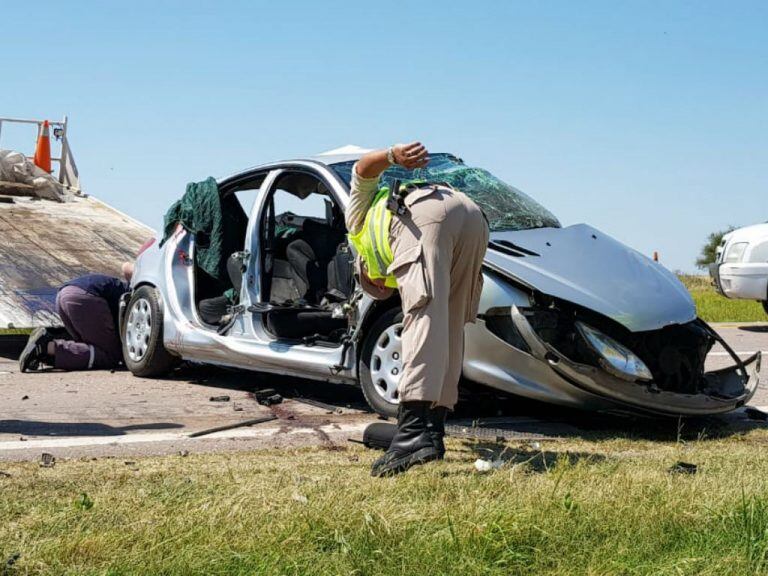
[345,163,379,235]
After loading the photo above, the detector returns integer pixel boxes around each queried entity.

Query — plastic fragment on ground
[474,458,503,473]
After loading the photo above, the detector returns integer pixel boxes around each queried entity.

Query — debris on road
[361,422,396,450]
[187,415,278,438]
[260,394,283,406]
[21,395,29,400]
[669,461,698,475]
[178,450,189,457]
[253,389,283,406]
[292,397,342,414]
[209,395,230,402]
[39,452,55,468]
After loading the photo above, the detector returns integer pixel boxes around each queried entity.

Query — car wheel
[122,285,179,377]
[359,308,404,418]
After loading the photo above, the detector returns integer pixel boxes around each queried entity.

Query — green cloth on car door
[161,177,248,303]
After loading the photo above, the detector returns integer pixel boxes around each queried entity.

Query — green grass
[0,328,31,335]
[3,431,768,575]
[678,275,766,323]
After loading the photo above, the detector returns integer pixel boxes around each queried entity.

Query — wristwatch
[386,145,397,166]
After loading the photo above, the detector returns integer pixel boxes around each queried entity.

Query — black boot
[18,328,55,373]
[427,406,448,459]
[371,401,440,477]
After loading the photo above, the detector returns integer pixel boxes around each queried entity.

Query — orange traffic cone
[34,120,52,173]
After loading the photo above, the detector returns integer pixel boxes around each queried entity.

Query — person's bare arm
[345,142,430,234]
[356,142,429,179]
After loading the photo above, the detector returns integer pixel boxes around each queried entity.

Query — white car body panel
[710,223,768,302]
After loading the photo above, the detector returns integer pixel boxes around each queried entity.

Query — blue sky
[1,0,765,272]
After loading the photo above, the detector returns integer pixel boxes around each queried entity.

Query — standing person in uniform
[347,142,489,476]
[19,262,134,372]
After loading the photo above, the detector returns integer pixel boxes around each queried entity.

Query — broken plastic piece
[362,422,397,450]
[292,492,309,504]
[39,452,55,468]
[474,458,503,473]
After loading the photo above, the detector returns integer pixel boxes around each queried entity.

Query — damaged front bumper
[510,305,761,416]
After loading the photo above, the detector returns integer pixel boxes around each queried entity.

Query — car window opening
[259,171,355,344]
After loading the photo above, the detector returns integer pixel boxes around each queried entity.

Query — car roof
[308,144,372,166]
[219,144,370,185]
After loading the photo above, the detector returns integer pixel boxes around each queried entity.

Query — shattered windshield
[331,153,561,232]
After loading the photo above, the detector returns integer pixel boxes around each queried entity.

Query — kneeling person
[20,264,133,372]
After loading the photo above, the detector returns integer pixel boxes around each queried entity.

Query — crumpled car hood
[485,224,696,332]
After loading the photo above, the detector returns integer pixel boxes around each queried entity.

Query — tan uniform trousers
[387,186,489,409]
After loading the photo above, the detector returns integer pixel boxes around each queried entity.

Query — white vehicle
[710,223,768,314]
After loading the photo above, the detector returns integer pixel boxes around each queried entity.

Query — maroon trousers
[54,286,123,370]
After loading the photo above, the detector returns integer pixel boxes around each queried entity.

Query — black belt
[385,180,451,216]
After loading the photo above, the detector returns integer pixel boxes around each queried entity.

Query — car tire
[122,285,179,377]
[763,301,768,316]
[359,308,404,418]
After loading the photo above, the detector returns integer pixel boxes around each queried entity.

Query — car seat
[281,218,346,303]
[197,254,246,325]
[264,242,355,340]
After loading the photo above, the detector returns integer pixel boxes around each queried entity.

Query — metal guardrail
[0,115,81,193]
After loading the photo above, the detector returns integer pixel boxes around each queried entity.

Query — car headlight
[575,322,653,382]
[724,242,748,263]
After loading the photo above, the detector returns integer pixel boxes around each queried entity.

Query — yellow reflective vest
[348,188,397,288]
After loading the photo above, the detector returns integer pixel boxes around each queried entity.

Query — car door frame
[240,161,350,316]
[185,161,360,383]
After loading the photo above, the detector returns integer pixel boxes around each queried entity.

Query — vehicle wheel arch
[121,284,180,377]
[355,296,402,366]
[356,299,404,417]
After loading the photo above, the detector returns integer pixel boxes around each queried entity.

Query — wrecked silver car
[120,148,760,417]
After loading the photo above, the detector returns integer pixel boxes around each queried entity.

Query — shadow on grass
[461,441,608,473]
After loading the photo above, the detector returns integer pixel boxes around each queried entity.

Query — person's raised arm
[356,142,429,179]
[345,142,430,234]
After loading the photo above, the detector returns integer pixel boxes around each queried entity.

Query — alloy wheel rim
[126,298,152,362]
[369,323,403,405]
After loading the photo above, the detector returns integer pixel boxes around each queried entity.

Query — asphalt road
[1,323,767,462]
